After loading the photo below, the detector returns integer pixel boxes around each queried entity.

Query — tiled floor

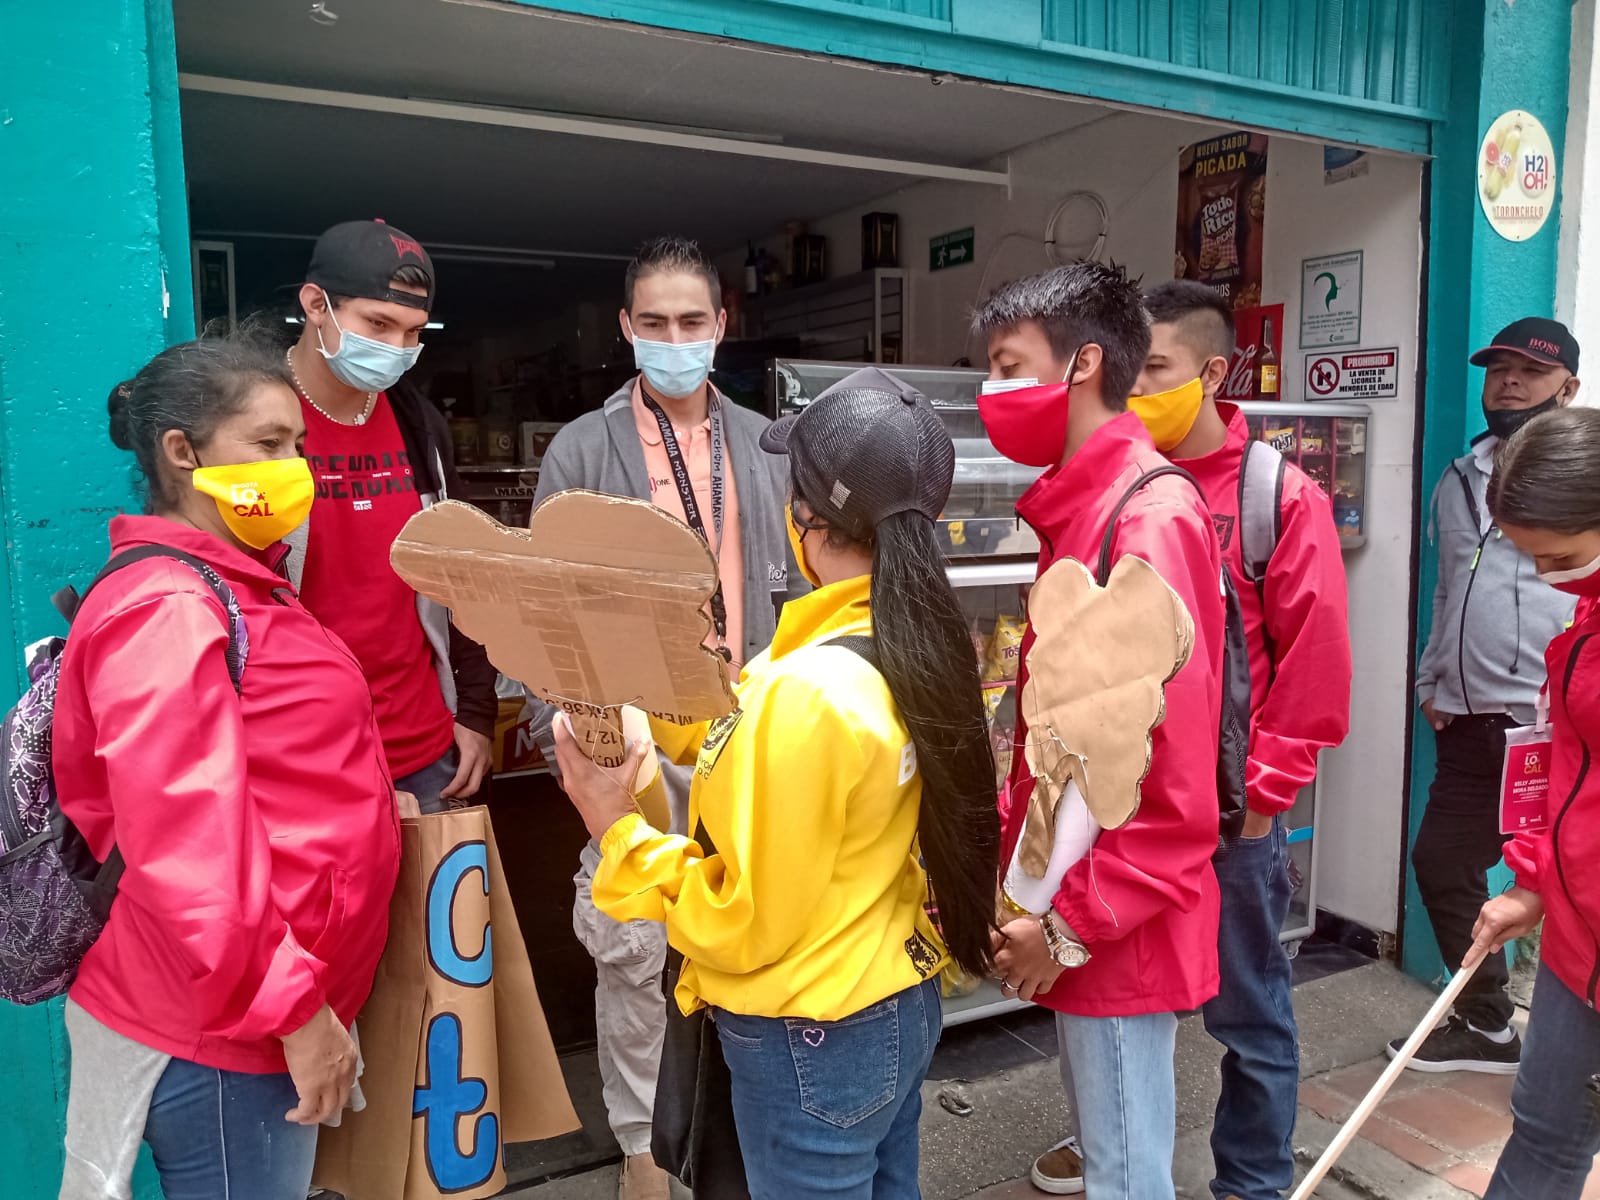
[1301,1058,1600,1198]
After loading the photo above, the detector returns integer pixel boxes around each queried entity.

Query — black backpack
[1094,462,1278,854]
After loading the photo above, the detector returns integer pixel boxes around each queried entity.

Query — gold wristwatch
[1040,911,1091,968]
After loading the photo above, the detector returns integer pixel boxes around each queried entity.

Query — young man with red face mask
[284,220,497,811]
[1124,280,1352,1200]
[973,262,1226,1200]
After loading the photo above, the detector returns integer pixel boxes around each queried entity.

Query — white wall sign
[1304,347,1400,400]
[1478,109,1557,242]
[1300,251,1363,349]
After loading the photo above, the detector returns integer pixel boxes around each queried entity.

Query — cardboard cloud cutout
[390,494,735,765]
[1002,554,1194,914]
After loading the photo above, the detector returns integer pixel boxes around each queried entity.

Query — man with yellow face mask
[1126,280,1351,1200]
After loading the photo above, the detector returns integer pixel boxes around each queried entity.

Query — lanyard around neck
[640,388,730,661]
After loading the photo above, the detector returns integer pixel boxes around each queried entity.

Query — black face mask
[1483,391,1563,440]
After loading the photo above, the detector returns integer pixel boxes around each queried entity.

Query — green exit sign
[930,227,975,271]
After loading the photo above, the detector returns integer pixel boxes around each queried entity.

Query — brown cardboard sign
[312,808,580,1199]
[390,494,735,766]
[1018,554,1194,865]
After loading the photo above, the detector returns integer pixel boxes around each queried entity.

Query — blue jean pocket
[785,997,899,1129]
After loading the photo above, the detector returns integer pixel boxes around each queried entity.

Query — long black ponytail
[819,503,1001,977]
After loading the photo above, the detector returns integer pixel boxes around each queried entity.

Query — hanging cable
[1043,191,1111,265]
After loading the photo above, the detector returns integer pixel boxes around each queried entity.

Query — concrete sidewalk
[510,959,1582,1199]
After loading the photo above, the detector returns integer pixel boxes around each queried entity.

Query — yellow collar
[769,575,872,661]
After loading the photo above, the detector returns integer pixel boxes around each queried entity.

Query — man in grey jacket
[1395,317,1580,1073]
[531,236,790,1200]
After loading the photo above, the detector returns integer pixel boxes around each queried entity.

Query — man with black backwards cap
[1395,317,1581,1073]
[283,219,496,810]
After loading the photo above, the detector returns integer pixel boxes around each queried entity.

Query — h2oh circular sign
[1479,110,1557,242]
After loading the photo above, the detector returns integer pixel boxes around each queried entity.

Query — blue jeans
[1202,819,1300,1200]
[144,1057,316,1200]
[714,979,941,1199]
[395,747,458,814]
[1486,963,1600,1200]
[1056,1009,1181,1200]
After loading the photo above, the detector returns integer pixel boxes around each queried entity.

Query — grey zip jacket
[1415,438,1575,724]
[525,380,796,821]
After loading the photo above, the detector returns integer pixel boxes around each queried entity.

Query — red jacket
[1005,413,1224,1016]
[54,516,399,1074]
[1178,405,1352,815]
[1505,596,1600,1005]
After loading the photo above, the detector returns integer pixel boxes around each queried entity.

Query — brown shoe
[619,1153,671,1200]
[1029,1136,1085,1194]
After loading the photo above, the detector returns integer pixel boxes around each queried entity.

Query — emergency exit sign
[930,227,975,271]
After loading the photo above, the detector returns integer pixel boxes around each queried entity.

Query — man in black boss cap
[284,219,496,810]
[1396,317,1581,1073]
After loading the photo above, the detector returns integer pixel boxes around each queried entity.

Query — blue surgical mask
[628,321,716,398]
[317,291,423,392]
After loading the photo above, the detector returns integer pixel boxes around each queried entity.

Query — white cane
[1289,949,1489,1200]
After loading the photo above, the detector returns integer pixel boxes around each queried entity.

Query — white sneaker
[1030,1135,1086,1195]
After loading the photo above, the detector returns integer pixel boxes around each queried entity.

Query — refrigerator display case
[1236,400,1368,947]
[771,359,1041,559]
[771,359,1039,1025]
[1236,401,1371,549]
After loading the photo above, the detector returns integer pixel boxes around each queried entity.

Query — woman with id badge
[1470,406,1600,1200]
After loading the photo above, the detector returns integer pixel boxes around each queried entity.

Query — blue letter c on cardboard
[426,840,492,987]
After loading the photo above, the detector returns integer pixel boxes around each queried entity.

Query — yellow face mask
[785,506,823,588]
[1128,376,1205,452]
[192,458,315,550]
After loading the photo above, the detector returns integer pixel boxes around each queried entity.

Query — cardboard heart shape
[390,494,735,765]
[1019,554,1194,863]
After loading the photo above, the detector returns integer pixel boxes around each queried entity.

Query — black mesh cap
[760,367,954,538]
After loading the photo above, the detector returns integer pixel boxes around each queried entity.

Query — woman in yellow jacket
[555,373,1001,1198]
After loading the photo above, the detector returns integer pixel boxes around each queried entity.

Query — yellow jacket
[592,574,949,1020]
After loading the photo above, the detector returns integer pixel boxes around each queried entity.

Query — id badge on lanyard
[1500,689,1553,835]
[641,390,732,662]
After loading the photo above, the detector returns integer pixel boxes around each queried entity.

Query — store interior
[174,0,1429,1172]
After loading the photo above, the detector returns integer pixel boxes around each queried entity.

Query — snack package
[1196,180,1242,278]
[1263,421,1298,455]
[983,614,1026,683]
[981,683,1008,726]
[970,619,993,672]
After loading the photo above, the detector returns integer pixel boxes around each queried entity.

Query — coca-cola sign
[1220,303,1285,402]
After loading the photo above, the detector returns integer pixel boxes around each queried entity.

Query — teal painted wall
[1401,0,1572,990]
[1040,0,1442,110]
[518,0,1445,152]
[0,1,193,1196]
[0,0,1571,1193]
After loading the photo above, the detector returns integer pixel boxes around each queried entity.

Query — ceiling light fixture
[309,2,339,26]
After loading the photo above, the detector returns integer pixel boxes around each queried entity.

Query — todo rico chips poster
[1175,131,1269,310]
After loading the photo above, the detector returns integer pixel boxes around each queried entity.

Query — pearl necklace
[286,348,376,426]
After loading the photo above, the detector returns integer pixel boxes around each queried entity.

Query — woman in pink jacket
[53,335,400,1200]
[1472,406,1600,1200]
